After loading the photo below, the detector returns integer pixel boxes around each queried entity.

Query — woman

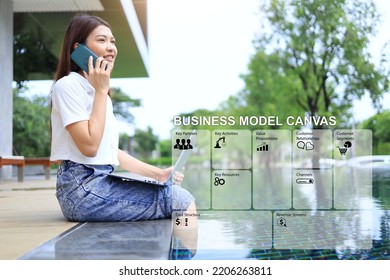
[50,14,195,222]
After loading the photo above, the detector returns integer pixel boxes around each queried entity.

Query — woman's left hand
[162,167,184,185]
[172,170,184,186]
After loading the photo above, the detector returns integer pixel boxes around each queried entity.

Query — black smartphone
[70,44,98,73]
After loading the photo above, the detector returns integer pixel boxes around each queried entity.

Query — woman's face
[85,25,117,70]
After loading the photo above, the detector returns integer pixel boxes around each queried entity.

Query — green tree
[133,126,158,161]
[159,139,172,158]
[119,133,132,152]
[13,33,57,88]
[360,110,390,154]
[231,0,389,128]
[111,87,141,124]
[222,51,302,129]
[13,88,50,157]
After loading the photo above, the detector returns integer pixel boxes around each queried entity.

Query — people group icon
[174,138,193,150]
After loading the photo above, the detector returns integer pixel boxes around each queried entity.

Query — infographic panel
[171,129,373,250]
[212,170,251,210]
[293,169,333,209]
[292,129,333,169]
[333,129,373,209]
[252,130,292,209]
[172,129,211,210]
[211,130,252,169]
[274,211,372,249]
[172,211,272,251]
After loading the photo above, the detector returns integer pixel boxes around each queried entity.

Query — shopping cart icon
[337,141,352,156]
[338,146,348,155]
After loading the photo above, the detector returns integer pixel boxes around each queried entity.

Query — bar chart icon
[257,143,269,152]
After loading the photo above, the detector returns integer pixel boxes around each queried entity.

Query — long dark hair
[54,14,111,81]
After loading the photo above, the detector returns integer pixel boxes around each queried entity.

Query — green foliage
[226,0,389,129]
[133,126,159,160]
[111,87,141,123]
[13,33,57,88]
[222,50,302,129]
[147,157,172,167]
[377,142,390,155]
[360,110,390,154]
[159,139,172,158]
[13,88,50,157]
[12,30,56,156]
[118,133,131,152]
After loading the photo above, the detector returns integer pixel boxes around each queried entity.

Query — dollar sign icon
[175,218,181,226]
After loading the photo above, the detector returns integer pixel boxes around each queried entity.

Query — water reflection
[180,164,390,259]
[172,211,271,260]
[170,210,199,260]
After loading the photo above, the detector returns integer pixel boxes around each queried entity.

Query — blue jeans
[55,160,194,222]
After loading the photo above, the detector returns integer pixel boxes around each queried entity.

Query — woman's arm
[66,93,106,157]
[66,57,111,157]
[118,149,172,182]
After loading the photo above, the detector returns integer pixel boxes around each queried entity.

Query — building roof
[13,0,149,79]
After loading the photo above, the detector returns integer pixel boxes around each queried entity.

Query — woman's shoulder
[51,73,88,104]
[54,72,83,89]
[54,72,94,95]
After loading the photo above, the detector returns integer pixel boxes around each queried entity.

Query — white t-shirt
[50,72,119,165]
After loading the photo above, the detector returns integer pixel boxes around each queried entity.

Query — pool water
[170,166,390,260]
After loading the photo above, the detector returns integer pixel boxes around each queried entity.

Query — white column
[0,0,14,178]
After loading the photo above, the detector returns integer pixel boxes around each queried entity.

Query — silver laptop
[109,133,195,187]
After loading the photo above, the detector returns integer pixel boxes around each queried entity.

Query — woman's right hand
[85,56,111,95]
